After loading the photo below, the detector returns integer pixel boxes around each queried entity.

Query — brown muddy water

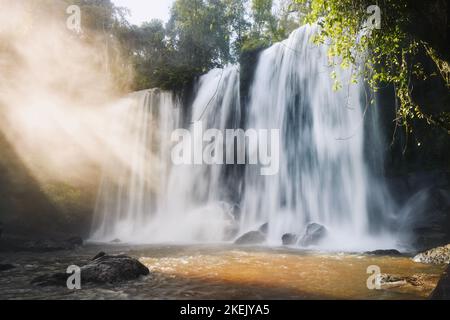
[0,245,445,300]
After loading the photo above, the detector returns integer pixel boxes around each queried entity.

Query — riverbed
[0,244,445,300]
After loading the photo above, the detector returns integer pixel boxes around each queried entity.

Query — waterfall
[92,67,241,243]
[91,25,397,250]
[240,25,396,250]
[92,89,182,241]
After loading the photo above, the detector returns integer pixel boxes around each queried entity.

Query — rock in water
[364,249,402,256]
[430,266,450,300]
[413,244,450,265]
[300,223,328,247]
[376,273,438,291]
[376,274,408,289]
[31,253,150,287]
[282,233,298,246]
[234,231,266,245]
[258,223,269,235]
[92,252,106,260]
[81,254,150,284]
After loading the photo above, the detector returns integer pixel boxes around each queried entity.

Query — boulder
[0,264,15,272]
[413,244,450,265]
[258,223,269,235]
[376,273,437,290]
[430,266,450,300]
[31,253,150,287]
[300,223,328,247]
[234,231,266,245]
[364,249,402,256]
[80,254,150,284]
[282,233,298,246]
[376,274,408,289]
[92,252,106,260]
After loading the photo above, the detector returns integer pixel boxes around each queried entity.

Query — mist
[0,0,137,187]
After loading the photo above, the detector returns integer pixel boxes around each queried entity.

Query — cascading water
[92,67,241,243]
[92,25,398,250]
[92,89,182,241]
[240,25,396,250]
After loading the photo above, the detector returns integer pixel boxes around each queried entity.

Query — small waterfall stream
[91,26,398,250]
[92,89,182,240]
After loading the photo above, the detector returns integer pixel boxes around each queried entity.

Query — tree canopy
[294,0,450,135]
[28,0,449,135]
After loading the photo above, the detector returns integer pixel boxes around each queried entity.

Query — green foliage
[59,0,301,91]
[251,0,276,36]
[132,0,246,90]
[241,36,271,52]
[224,0,252,57]
[295,0,450,134]
[167,0,231,70]
[126,0,298,90]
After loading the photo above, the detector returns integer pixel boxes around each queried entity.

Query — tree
[224,0,251,58]
[295,0,450,135]
[251,0,276,38]
[129,20,169,90]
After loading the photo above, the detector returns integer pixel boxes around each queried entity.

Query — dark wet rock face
[66,237,83,246]
[413,244,450,265]
[393,173,450,251]
[81,254,150,284]
[430,266,450,300]
[92,252,106,260]
[31,254,150,287]
[300,223,328,247]
[0,264,15,272]
[282,233,298,246]
[234,231,266,245]
[0,237,83,253]
[23,237,84,252]
[365,249,402,256]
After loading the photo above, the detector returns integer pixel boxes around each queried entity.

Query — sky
[112,0,175,25]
